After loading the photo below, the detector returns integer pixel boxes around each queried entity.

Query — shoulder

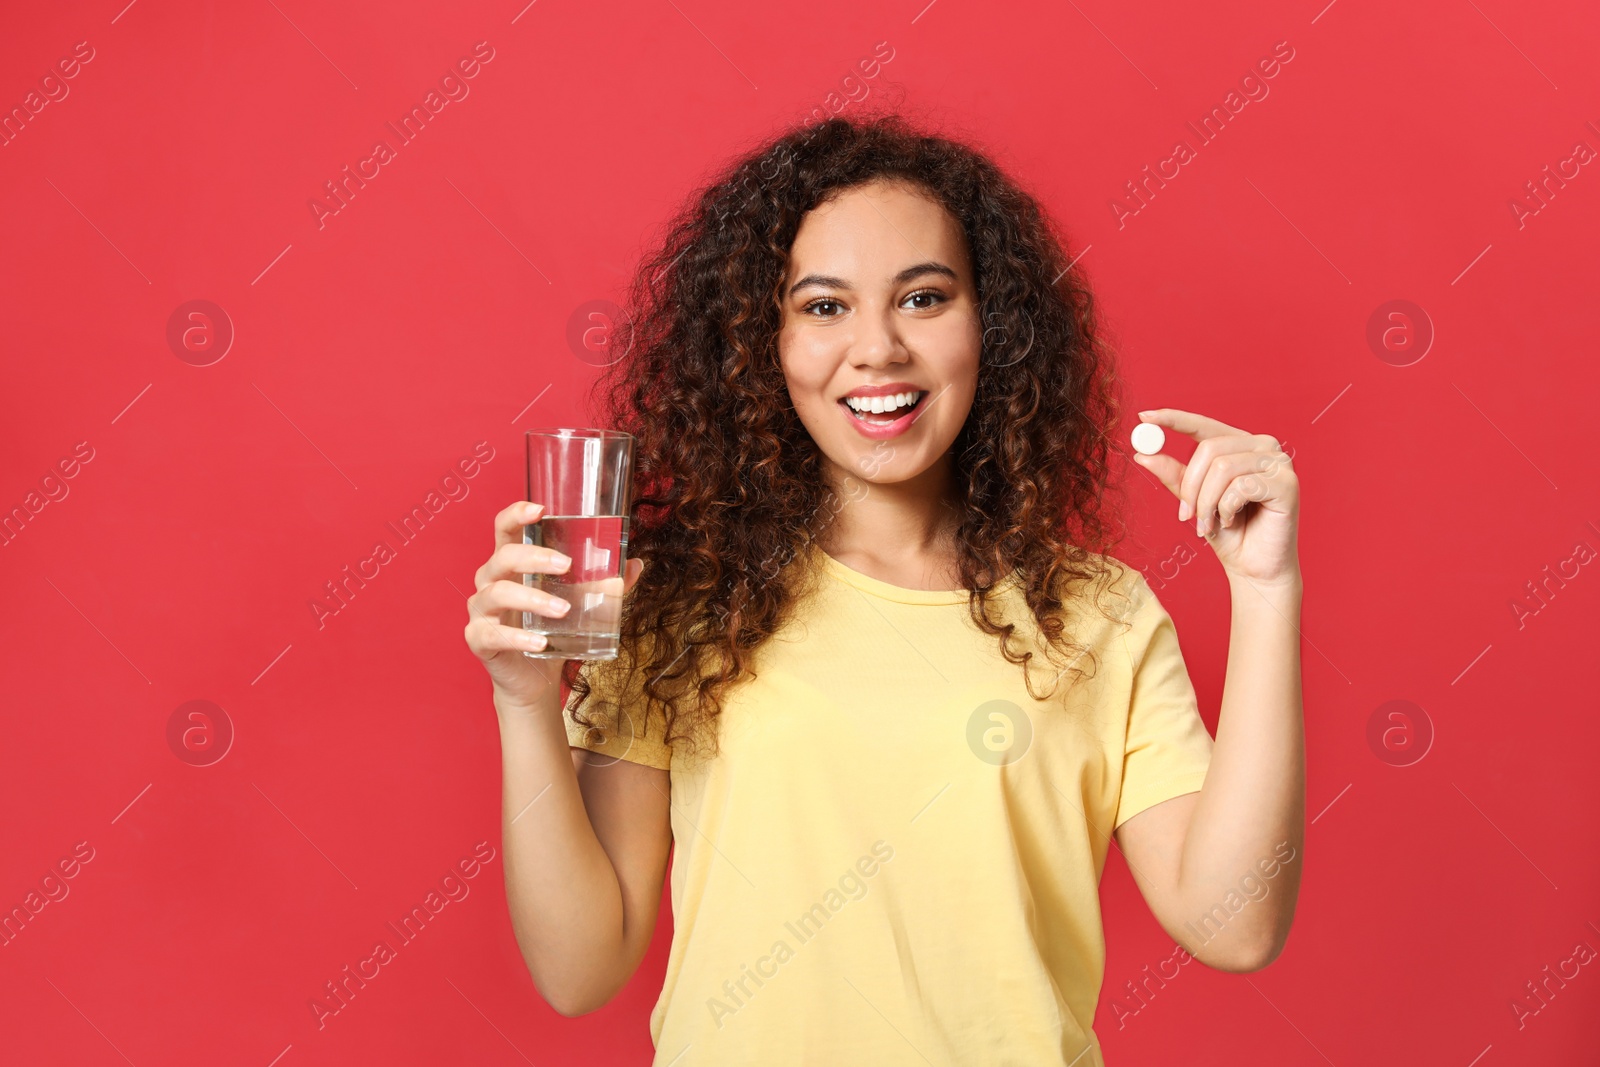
[1041,550,1150,616]
[568,626,660,705]
[1101,554,1162,622]
[1039,551,1170,651]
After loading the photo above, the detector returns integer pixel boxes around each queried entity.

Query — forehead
[787,180,968,273]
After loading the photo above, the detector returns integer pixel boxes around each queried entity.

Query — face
[777,179,981,497]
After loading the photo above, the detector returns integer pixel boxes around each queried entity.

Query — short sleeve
[1112,573,1214,830]
[562,642,674,770]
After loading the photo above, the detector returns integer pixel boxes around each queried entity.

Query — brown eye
[904,289,946,310]
[804,298,843,317]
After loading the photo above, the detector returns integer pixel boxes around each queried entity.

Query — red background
[3,0,1598,1063]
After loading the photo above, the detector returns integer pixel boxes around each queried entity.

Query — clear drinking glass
[522,428,635,660]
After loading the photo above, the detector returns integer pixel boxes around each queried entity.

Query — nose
[849,303,908,369]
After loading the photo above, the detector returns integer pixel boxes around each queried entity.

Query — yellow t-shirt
[563,546,1213,1066]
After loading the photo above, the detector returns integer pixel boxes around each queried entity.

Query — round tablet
[1130,422,1165,455]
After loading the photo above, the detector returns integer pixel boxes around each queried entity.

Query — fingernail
[554,554,572,572]
[551,598,571,615]
[521,630,547,648]
[1178,500,1191,522]
[1139,410,1155,418]
[526,503,542,518]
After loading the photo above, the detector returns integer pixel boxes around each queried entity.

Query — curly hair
[565,110,1136,765]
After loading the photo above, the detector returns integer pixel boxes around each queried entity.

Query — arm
[497,698,671,1015]
[1116,408,1305,972]
[1116,572,1304,972]
[465,500,672,1015]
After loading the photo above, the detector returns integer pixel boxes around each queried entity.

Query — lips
[840,380,923,399]
[839,390,925,421]
[836,390,928,440]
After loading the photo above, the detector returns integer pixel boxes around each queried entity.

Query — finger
[1216,471,1276,531]
[1131,451,1187,500]
[1224,450,1296,527]
[1178,435,1266,523]
[494,500,545,552]
[1138,408,1251,443]
[579,560,647,629]
[468,577,573,623]
[588,575,626,598]
[474,540,573,593]
[464,615,549,659]
[620,557,645,598]
[1193,452,1274,537]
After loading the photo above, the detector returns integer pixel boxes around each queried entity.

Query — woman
[464,114,1304,1065]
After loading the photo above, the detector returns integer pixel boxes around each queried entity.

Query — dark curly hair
[565,110,1136,765]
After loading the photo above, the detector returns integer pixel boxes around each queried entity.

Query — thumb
[1133,451,1187,500]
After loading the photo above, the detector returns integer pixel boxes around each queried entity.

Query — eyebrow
[786,261,959,298]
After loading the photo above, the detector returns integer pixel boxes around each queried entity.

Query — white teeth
[845,390,922,416]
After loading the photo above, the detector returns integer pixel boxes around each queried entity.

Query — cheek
[921,308,980,359]
[778,333,837,405]
[925,321,981,423]
[799,392,845,441]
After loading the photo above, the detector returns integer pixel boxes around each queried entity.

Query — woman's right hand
[464,500,643,713]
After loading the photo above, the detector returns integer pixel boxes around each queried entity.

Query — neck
[815,451,962,565]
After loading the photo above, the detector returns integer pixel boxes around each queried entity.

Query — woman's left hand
[1132,408,1300,586]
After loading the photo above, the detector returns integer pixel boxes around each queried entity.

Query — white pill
[1131,422,1165,455]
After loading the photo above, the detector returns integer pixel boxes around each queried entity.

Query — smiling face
[777,178,981,499]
